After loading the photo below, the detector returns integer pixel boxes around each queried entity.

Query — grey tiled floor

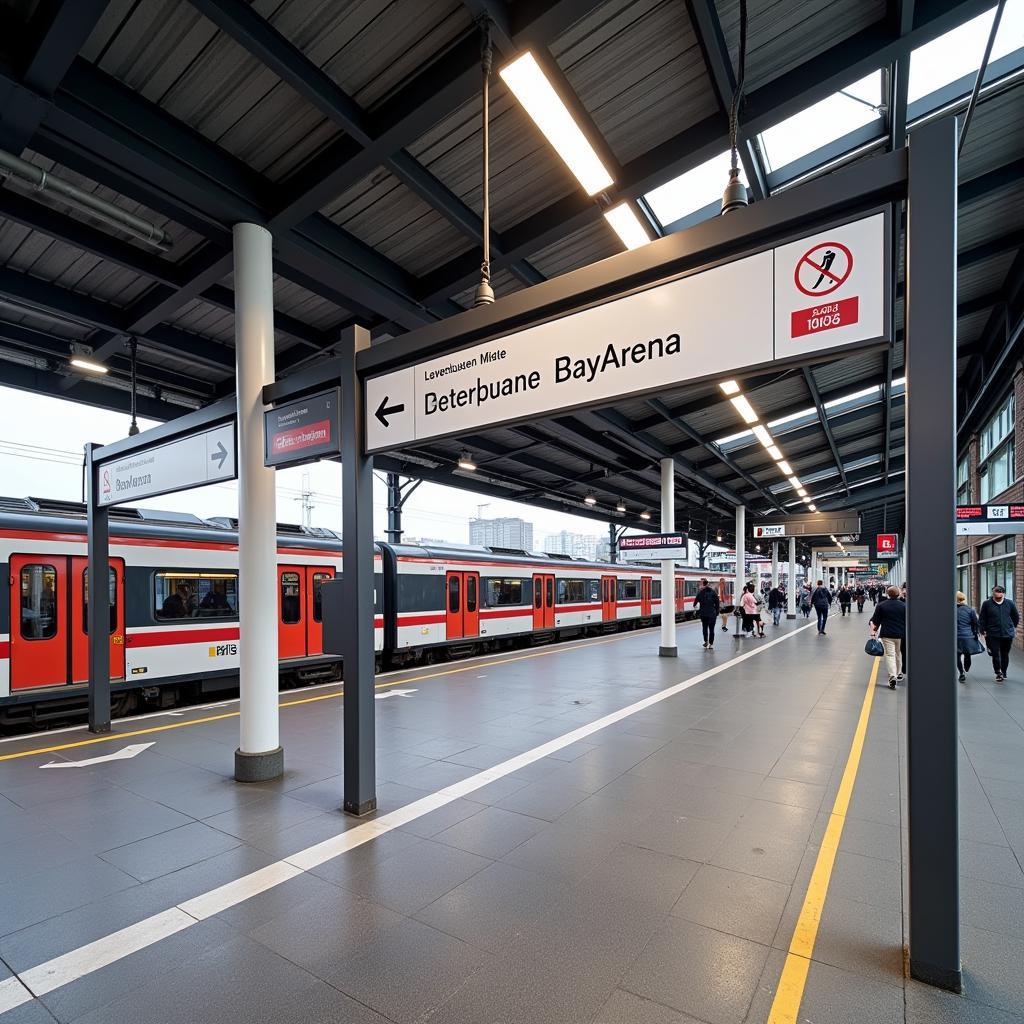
[0,614,1021,1023]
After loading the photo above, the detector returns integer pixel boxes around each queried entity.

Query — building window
[155,572,238,620]
[957,551,970,603]
[979,392,1015,502]
[20,564,58,640]
[957,455,971,505]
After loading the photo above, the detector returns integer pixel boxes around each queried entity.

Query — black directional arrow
[375,396,405,428]
[210,440,228,469]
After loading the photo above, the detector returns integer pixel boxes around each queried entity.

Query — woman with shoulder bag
[956,591,982,683]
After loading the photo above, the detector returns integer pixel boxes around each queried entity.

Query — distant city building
[469,516,534,549]
[544,530,606,561]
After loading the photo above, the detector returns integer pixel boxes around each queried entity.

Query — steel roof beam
[802,367,851,495]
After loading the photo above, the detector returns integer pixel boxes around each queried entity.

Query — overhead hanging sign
[876,533,899,552]
[97,422,236,506]
[365,212,888,453]
[264,388,341,469]
[617,533,689,562]
[750,513,861,538]
[956,503,1024,534]
[819,545,870,560]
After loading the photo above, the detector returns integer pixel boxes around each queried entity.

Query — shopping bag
[864,638,884,657]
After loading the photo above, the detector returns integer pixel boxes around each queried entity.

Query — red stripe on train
[127,627,240,648]
[0,640,8,659]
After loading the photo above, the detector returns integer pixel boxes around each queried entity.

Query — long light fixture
[719,379,741,395]
[616,499,627,513]
[499,52,613,196]
[70,356,108,375]
[584,492,598,506]
[604,202,650,250]
[457,451,477,471]
[730,394,759,424]
[777,460,793,476]
[787,476,801,490]
[752,424,773,448]
[766,444,782,460]
[640,510,651,521]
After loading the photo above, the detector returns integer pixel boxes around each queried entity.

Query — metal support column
[609,522,617,563]
[233,222,283,783]
[659,457,677,657]
[771,542,779,588]
[386,472,402,543]
[906,115,961,992]
[86,442,110,734]
[788,537,797,618]
[340,325,377,816]
[734,506,745,635]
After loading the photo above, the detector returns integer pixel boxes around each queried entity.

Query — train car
[0,496,732,728]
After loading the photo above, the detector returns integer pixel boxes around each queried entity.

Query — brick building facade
[956,369,1024,647]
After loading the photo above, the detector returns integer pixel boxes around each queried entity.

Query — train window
[557,579,586,603]
[534,579,542,608]
[587,579,600,602]
[685,580,699,597]
[448,575,460,613]
[281,572,302,624]
[485,578,527,606]
[155,572,238,620]
[312,572,332,623]
[546,577,554,608]
[82,567,117,634]
[19,564,57,640]
[466,575,477,613]
[617,579,640,600]
[652,580,661,599]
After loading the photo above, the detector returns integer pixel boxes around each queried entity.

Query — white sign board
[98,423,236,506]
[753,524,787,538]
[618,533,689,562]
[365,213,887,453]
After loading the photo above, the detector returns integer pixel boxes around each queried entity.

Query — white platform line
[1,623,812,1015]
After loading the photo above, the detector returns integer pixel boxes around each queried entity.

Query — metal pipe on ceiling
[0,149,171,251]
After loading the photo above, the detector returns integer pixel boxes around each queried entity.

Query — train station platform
[0,615,1021,1024]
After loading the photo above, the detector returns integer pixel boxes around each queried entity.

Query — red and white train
[0,497,734,728]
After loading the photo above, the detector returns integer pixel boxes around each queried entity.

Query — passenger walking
[855,584,866,613]
[870,585,906,688]
[811,580,832,635]
[768,583,785,627]
[838,585,852,616]
[800,585,812,618]
[740,583,765,638]
[956,591,982,683]
[979,584,1020,683]
[718,577,731,633]
[693,579,721,649]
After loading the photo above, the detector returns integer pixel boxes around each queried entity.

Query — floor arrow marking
[40,742,156,768]
[375,688,418,700]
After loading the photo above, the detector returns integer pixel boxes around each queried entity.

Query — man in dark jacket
[979,585,1020,682]
[768,584,785,627]
[692,579,721,649]
[870,585,906,688]
[811,580,832,635]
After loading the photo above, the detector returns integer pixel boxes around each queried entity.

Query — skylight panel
[909,3,1024,105]
[758,72,884,173]
[644,151,730,227]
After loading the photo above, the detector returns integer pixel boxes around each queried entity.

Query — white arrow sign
[40,742,155,768]
[375,688,418,700]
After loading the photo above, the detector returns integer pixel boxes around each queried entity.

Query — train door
[306,569,334,657]
[278,565,306,658]
[70,557,125,683]
[445,571,480,640]
[601,575,617,622]
[641,577,653,617]
[532,573,555,629]
[9,555,69,689]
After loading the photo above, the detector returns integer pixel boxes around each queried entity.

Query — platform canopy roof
[0,0,1021,547]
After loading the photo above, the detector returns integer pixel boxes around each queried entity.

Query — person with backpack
[811,580,832,635]
[979,584,1020,683]
[692,579,721,649]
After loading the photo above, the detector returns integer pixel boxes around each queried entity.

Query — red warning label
[791,296,859,338]
[794,241,853,297]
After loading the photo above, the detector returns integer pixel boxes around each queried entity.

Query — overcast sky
[0,385,647,545]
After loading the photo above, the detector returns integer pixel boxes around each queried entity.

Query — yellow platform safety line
[0,628,645,763]
[767,656,881,1024]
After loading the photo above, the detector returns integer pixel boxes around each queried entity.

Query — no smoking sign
[795,241,853,296]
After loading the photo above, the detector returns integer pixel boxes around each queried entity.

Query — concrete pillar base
[234,746,284,783]
[659,646,678,658]
[344,797,378,817]
[787,613,797,619]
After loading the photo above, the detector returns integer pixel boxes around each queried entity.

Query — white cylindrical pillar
[734,506,745,634]
[233,222,282,782]
[659,458,677,657]
[788,537,797,618]
[771,542,779,588]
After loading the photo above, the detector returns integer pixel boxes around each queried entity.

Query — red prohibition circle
[794,241,853,297]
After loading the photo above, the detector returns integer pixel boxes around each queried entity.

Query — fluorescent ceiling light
[766,445,783,460]
[719,379,741,396]
[644,150,730,226]
[777,460,793,476]
[802,496,812,504]
[810,504,818,511]
[70,357,108,374]
[752,424,773,448]
[457,452,477,471]
[730,394,759,424]
[797,487,807,496]
[603,202,650,250]
[499,52,613,196]
[640,510,651,520]
[788,476,801,489]
[583,492,598,506]
[616,500,626,513]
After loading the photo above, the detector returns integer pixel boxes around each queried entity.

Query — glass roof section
[909,2,1024,105]
[643,150,730,228]
[758,72,884,173]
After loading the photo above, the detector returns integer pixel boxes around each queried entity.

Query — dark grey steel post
[386,472,402,543]
[85,443,111,733]
[609,523,617,563]
[905,115,961,992]
[340,325,377,815]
